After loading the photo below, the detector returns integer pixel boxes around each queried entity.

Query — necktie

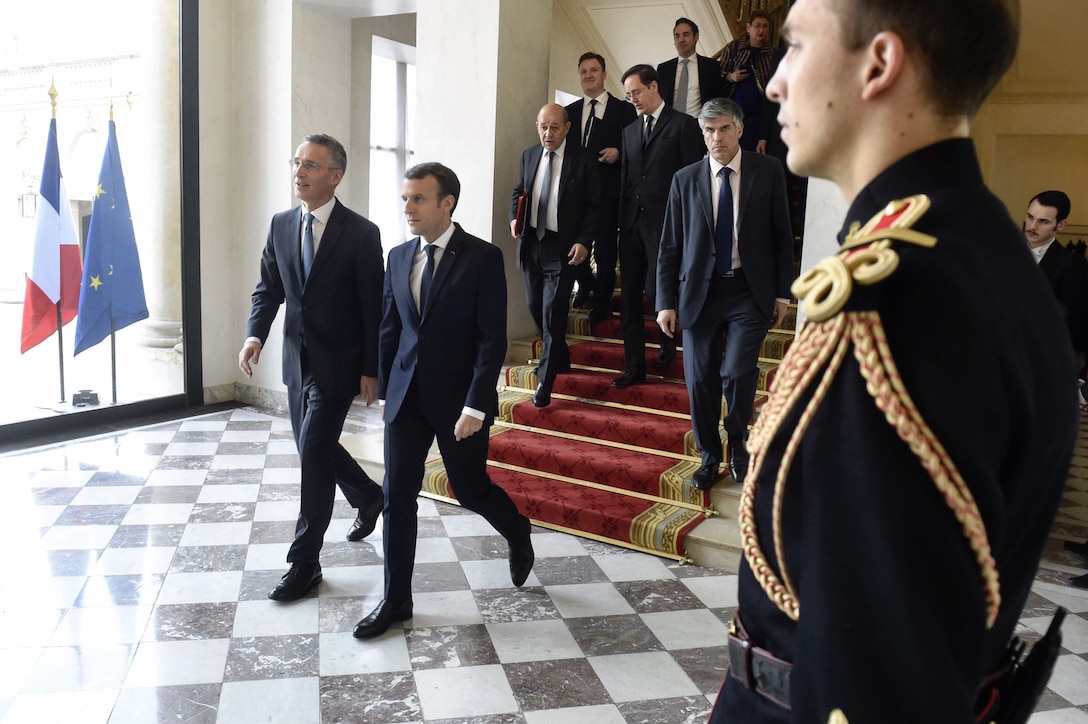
[643,115,653,146]
[715,167,735,276]
[583,99,597,147]
[536,151,554,241]
[302,212,314,280]
[675,58,690,112]
[419,243,437,312]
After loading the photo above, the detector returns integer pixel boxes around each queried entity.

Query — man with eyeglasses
[239,133,385,602]
[613,64,703,388]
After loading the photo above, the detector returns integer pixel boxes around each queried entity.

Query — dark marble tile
[580,538,632,556]
[109,524,186,548]
[204,469,264,485]
[156,455,213,470]
[225,420,273,431]
[188,503,256,524]
[109,683,221,724]
[532,556,608,586]
[264,454,302,468]
[250,520,297,544]
[669,562,735,579]
[1033,688,1076,711]
[239,569,289,601]
[473,588,559,624]
[505,658,610,711]
[172,431,225,442]
[451,535,509,561]
[224,634,319,681]
[270,430,296,441]
[216,442,269,455]
[417,516,448,539]
[86,470,149,486]
[257,485,301,502]
[434,501,474,516]
[134,485,203,504]
[565,614,664,657]
[117,442,169,456]
[672,646,730,695]
[1021,590,1061,619]
[617,695,713,723]
[169,545,248,573]
[320,540,384,568]
[709,607,738,629]
[54,504,130,526]
[30,487,82,505]
[320,672,420,723]
[146,602,237,641]
[319,595,377,634]
[615,579,704,613]
[76,574,165,607]
[406,624,500,670]
[429,715,525,724]
[411,561,470,593]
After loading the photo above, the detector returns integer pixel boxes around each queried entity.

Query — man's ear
[1057,218,1068,234]
[860,30,906,101]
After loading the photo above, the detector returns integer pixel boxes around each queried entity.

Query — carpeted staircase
[417,289,797,566]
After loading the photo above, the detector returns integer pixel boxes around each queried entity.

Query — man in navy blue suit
[240,133,385,602]
[354,162,534,639]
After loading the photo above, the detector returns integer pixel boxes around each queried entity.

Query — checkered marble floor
[0,405,1086,724]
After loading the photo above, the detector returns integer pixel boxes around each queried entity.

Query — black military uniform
[711,139,1076,723]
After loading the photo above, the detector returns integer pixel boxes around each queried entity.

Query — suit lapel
[737,152,756,237]
[698,159,714,231]
[309,200,344,282]
[422,225,463,319]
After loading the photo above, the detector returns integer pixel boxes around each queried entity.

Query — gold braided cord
[850,313,1001,628]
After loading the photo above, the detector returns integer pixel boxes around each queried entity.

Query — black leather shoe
[657,342,676,367]
[572,289,593,308]
[730,448,750,484]
[587,308,610,326]
[1064,540,1088,558]
[347,497,384,542]
[268,562,322,601]
[353,599,413,639]
[532,384,552,408]
[510,537,535,587]
[1071,573,1088,590]
[691,462,720,491]
[612,370,646,388]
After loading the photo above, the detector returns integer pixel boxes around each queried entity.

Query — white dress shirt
[674,54,702,117]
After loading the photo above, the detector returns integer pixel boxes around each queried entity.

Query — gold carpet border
[631,502,707,556]
[502,385,690,421]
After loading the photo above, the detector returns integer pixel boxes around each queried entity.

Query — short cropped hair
[578,52,606,72]
[301,133,346,170]
[674,17,699,36]
[699,98,744,128]
[830,0,1019,118]
[1031,190,1072,223]
[622,64,658,87]
[405,162,460,214]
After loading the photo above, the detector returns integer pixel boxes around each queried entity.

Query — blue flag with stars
[74,119,148,355]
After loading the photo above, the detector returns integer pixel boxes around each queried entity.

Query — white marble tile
[640,609,730,650]
[70,486,143,506]
[37,524,118,550]
[1046,653,1088,706]
[1026,613,1088,655]
[218,677,319,724]
[163,442,219,456]
[50,606,153,646]
[415,536,458,563]
[178,420,229,432]
[254,501,300,522]
[410,590,484,628]
[1033,581,1088,614]
[441,514,502,537]
[2,689,119,724]
[220,430,271,443]
[545,582,636,618]
[588,651,701,703]
[178,522,252,547]
[592,553,674,582]
[319,565,384,598]
[681,574,739,609]
[531,531,590,557]
[33,504,65,527]
[0,649,41,696]
[486,619,583,663]
[124,639,231,686]
[414,664,517,719]
[28,469,96,487]
[21,643,134,692]
[196,484,260,503]
[244,543,289,571]
[122,503,194,525]
[319,630,411,676]
[461,558,522,590]
[265,440,300,456]
[144,469,207,486]
[124,429,178,443]
[1029,709,1088,724]
[92,547,177,576]
[524,704,627,724]
[232,598,319,638]
[261,468,301,485]
[209,455,267,470]
[0,575,84,610]
[0,608,64,648]
[416,498,439,518]
[156,571,243,605]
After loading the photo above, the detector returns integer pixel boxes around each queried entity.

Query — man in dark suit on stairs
[657,98,793,489]
[355,162,534,639]
[614,64,705,389]
[510,103,600,408]
[657,17,728,119]
[239,133,386,602]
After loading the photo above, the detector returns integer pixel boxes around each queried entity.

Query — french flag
[21,117,82,354]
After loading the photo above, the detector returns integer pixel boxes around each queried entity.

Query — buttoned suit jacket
[657,152,794,323]
[245,199,383,401]
[1038,241,1088,353]
[564,94,637,209]
[657,55,728,112]
[378,224,507,426]
[618,106,704,240]
[510,141,602,267]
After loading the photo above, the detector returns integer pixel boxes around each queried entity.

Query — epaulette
[792,194,937,323]
[739,193,1001,629]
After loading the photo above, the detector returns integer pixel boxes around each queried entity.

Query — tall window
[369,37,416,250]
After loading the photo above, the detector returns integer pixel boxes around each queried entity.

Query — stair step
[509,396,693,455]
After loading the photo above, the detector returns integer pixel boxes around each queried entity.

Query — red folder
[514,191,529,237]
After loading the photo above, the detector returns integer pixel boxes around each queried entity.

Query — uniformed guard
[709,0,1077,722]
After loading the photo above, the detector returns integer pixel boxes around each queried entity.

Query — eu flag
[74,119,148,355]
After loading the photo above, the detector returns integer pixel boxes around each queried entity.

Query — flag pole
[106,100,118,406]
[49,80,68,404]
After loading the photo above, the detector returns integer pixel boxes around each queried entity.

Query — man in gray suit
[656,98,793,489]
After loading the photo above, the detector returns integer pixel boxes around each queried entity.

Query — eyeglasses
[290,158,341,172]
[624,89,645,102]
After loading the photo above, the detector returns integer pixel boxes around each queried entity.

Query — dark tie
[715,167,735,276]
[583,99,598,147]
[302,212,314,280]
[536,151,554,241]
[643,114,653,146]
[675,58,690,112]
[419,243,437,312]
